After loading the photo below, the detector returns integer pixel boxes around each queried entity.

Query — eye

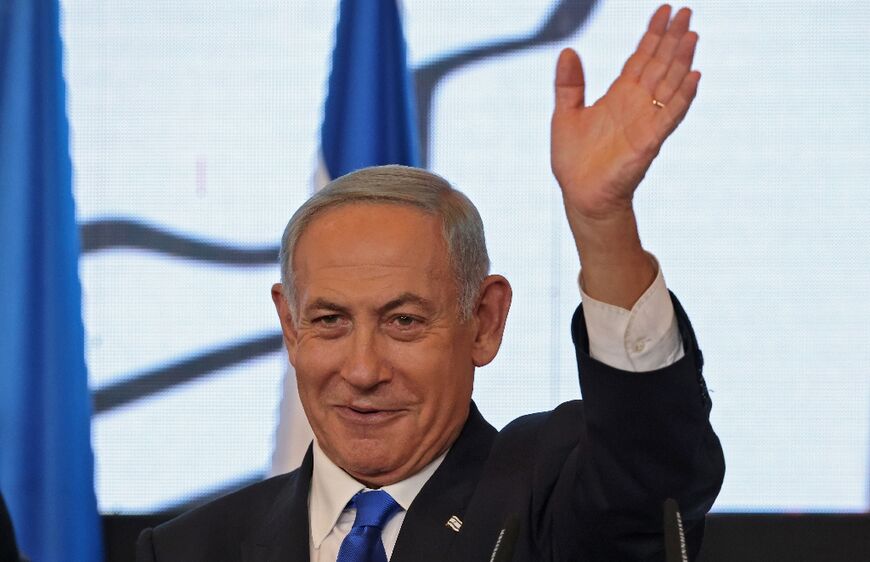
[387,314,424,338]
[394,315,416,327]
[310,314,350,336]
[315,314,341,326]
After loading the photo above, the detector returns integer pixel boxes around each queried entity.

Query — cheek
[393,339,473,409]
[438,340,476,413]
[294,340,343,398]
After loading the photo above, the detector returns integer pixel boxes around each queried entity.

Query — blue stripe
[0,0,103,559]
[321,0,421,178]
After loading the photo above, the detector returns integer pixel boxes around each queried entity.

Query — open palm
[551,5,700,221]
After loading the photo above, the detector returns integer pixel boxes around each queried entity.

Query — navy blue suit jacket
[137,296,724,561]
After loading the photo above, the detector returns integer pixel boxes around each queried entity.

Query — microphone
[488,515,519,562]
[663,498,688,562]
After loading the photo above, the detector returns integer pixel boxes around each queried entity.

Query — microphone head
[663,498,688,562]
[489,515,520,562]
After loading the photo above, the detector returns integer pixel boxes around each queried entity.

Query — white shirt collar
[309,439,448,548]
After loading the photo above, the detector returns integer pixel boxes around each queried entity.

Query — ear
[470,275,512,367]
[271,283,299,366]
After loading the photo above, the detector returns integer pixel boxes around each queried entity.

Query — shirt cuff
[579,254,685,372]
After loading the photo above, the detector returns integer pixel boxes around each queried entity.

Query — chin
[337,445,402,483]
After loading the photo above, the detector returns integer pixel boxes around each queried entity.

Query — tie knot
[350,490,401,530]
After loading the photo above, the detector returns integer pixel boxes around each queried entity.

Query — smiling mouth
[336,405,404,424]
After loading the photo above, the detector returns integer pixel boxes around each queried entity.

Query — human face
[277,203,476,486]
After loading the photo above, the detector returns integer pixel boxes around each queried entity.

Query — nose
[341,326,389,390]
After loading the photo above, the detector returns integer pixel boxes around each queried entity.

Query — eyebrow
[376,293,434,316]
[303,293,434,317]
[304,298,351,317]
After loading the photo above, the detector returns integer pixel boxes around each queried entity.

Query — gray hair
[279,165,490,320]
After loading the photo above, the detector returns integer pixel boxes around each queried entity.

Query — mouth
[335,405,404,425]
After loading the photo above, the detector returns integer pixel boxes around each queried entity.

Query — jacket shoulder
[137,470,300,561]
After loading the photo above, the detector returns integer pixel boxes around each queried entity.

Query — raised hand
[551,5,700,222]
[550,5,700,308]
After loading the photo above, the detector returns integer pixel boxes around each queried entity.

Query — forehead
[293,203,452,299]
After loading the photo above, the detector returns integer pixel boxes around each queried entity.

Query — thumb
[554,48,585,111]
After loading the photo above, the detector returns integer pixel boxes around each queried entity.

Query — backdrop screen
[60,0,870,514]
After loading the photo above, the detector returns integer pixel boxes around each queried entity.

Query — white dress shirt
[308,258,684,560]
[580,257,684,371]
[309,440,447,562]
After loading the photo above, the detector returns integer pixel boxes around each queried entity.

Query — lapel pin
[445,515,462,532]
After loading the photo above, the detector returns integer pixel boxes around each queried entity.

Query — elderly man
[138,5,723,561]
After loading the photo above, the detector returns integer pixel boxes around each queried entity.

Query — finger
[639,7,692,93]
[653,31,698,104]
[622,4,672,80]
[554,48,585,111]
[654,70,700,139]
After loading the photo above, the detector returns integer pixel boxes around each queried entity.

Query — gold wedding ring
[652,99,665,109]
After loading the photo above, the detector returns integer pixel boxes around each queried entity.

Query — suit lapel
[239,403,498,562]
[242,445,314,562]
[390,402,497,562]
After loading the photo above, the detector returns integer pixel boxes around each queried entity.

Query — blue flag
[0,1,104,560]
[321,0,421,178]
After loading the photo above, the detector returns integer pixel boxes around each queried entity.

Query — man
[137,5,723,561]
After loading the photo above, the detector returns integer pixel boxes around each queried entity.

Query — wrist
[567,206,656,309]
[566,205,643,260]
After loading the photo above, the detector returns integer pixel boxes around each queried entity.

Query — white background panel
[61,0,870,513]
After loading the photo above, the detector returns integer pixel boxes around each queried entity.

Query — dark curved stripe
[80,218,280,264]
[80,2,597,260]
[414,0,600,165]
[92,332,284,414]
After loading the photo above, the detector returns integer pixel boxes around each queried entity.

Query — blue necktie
[336,490,402,562]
